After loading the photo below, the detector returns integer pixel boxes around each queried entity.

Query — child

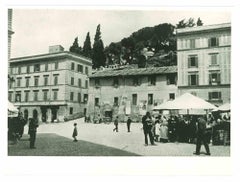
[72,123,78,142]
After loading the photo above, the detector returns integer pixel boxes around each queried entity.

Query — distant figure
[18,112,27,138]
[142,112,155,146]
[28,118,39,149]
[72,123,78,142]
[193,116,211,155]
[127,116,132,132]
[154,119,161,142]
[113,116,119,132]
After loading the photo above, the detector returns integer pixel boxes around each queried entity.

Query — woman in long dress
[160,116,168,143]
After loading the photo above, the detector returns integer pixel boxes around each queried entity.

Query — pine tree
[197,17,203,26]
[92,24,106,69]
[82,32,92,58]
[69,37,82,55]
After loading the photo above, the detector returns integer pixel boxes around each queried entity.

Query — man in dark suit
[127,116,132,132]
[193,116,211,155]
[142,112,155,146]
[28,118,38,149]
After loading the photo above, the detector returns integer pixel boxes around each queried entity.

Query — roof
[10,51,92,65]
[177,23,231,35]
[89,66,177,78]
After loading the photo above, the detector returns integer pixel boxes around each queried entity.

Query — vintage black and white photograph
[7,8,231,157]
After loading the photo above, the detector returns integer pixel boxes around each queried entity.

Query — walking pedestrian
[142,112,155,146]
[193,116,211,155]
[127,116,132,132]
[28,118,38,149]
[72,123,78,142]
[113,116,119,132]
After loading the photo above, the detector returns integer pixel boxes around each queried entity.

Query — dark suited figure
[28,118,38,149]
[113,116,119,132]
[142,112,155,146]
[127,116,132,132]
[194,116,211,155]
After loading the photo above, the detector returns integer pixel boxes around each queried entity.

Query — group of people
[141,112,213,155]
[8,112,39,149]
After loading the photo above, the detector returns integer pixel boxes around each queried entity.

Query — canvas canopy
[153,93,217,110]
[213,103,230,112]
[8,101,19,117]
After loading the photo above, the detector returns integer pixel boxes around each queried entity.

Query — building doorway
[33,109,38,121]
[24,109,28,121]
[41,107,47,123]
[51,107,58,122]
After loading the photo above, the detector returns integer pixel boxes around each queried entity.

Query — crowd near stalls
[151,93,230,146]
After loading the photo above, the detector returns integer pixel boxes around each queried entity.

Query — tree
[69,37,82,55]
[197,17,203,26]
[82,32,92,58]
[92,24,106,69]
[186,18,195,27]
[176,19,187,29]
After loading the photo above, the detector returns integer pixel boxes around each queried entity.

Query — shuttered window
[208,92,222,101]
[188,74,199,86]
[188,55,198,68]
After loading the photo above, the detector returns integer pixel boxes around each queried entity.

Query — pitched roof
[89,66,177,78]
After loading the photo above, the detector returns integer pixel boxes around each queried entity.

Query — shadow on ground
[8,133,139,156]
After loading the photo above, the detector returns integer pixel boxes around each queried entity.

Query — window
[24,91,29,102]
[169,93,175,100]
[85,67,89,75]
[70,92,74,101]
[71,77,74,85]
[34,91,38,101]
[188,74,199,86]
[133,77,140,86]
[208,37,219,47]
[45,63,48,71]
[18,66,22,74]
[15,92,21,102]
[132,94,137,105]
[26,66,30,73]
[190,39,195,49]
[53,90,58,100]
[34,77,39,86]
[95,79,100,87]
[54,75,58,85]
[167,74,176,85]
[83,94,88,104]
[78,79,82,87]
[69,107,73,115]
[209,92,222,101]
[95,98,100,106]
[78,64,83,73]
[17,77,22,87]
[34,64,40,72]
[113,78,119,87]
[148,94,153,105]
[25,77,30,87]
[78,93,81,103]
[148,76,156,86]
[188,55,198,68]
[8,92,12,102]
[209,72,221,85]
[55,62,58,70]
[209,53,218,65]
[43,90,48,101]
[85,80,88,88]
[71,62,75,71]
[44,76,48,86]
[114,97,119,106]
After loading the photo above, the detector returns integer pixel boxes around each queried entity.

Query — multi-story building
[177,23,231,106]
[8,45,92,122]
[87,66,178,121]
[8,9,14,60]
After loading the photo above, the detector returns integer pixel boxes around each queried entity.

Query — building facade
[177,23,231,106]
[8,9,14,60]
[8,45,92,123]
[87,66,178,121]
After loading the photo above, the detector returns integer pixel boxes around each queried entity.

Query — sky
[11,8,231,58]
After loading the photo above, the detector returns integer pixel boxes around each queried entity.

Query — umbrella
[154,93,217,110]
[8,101,19,117]
[213,103,230,112]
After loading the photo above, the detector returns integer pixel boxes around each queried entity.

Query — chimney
[49,45,64,53]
